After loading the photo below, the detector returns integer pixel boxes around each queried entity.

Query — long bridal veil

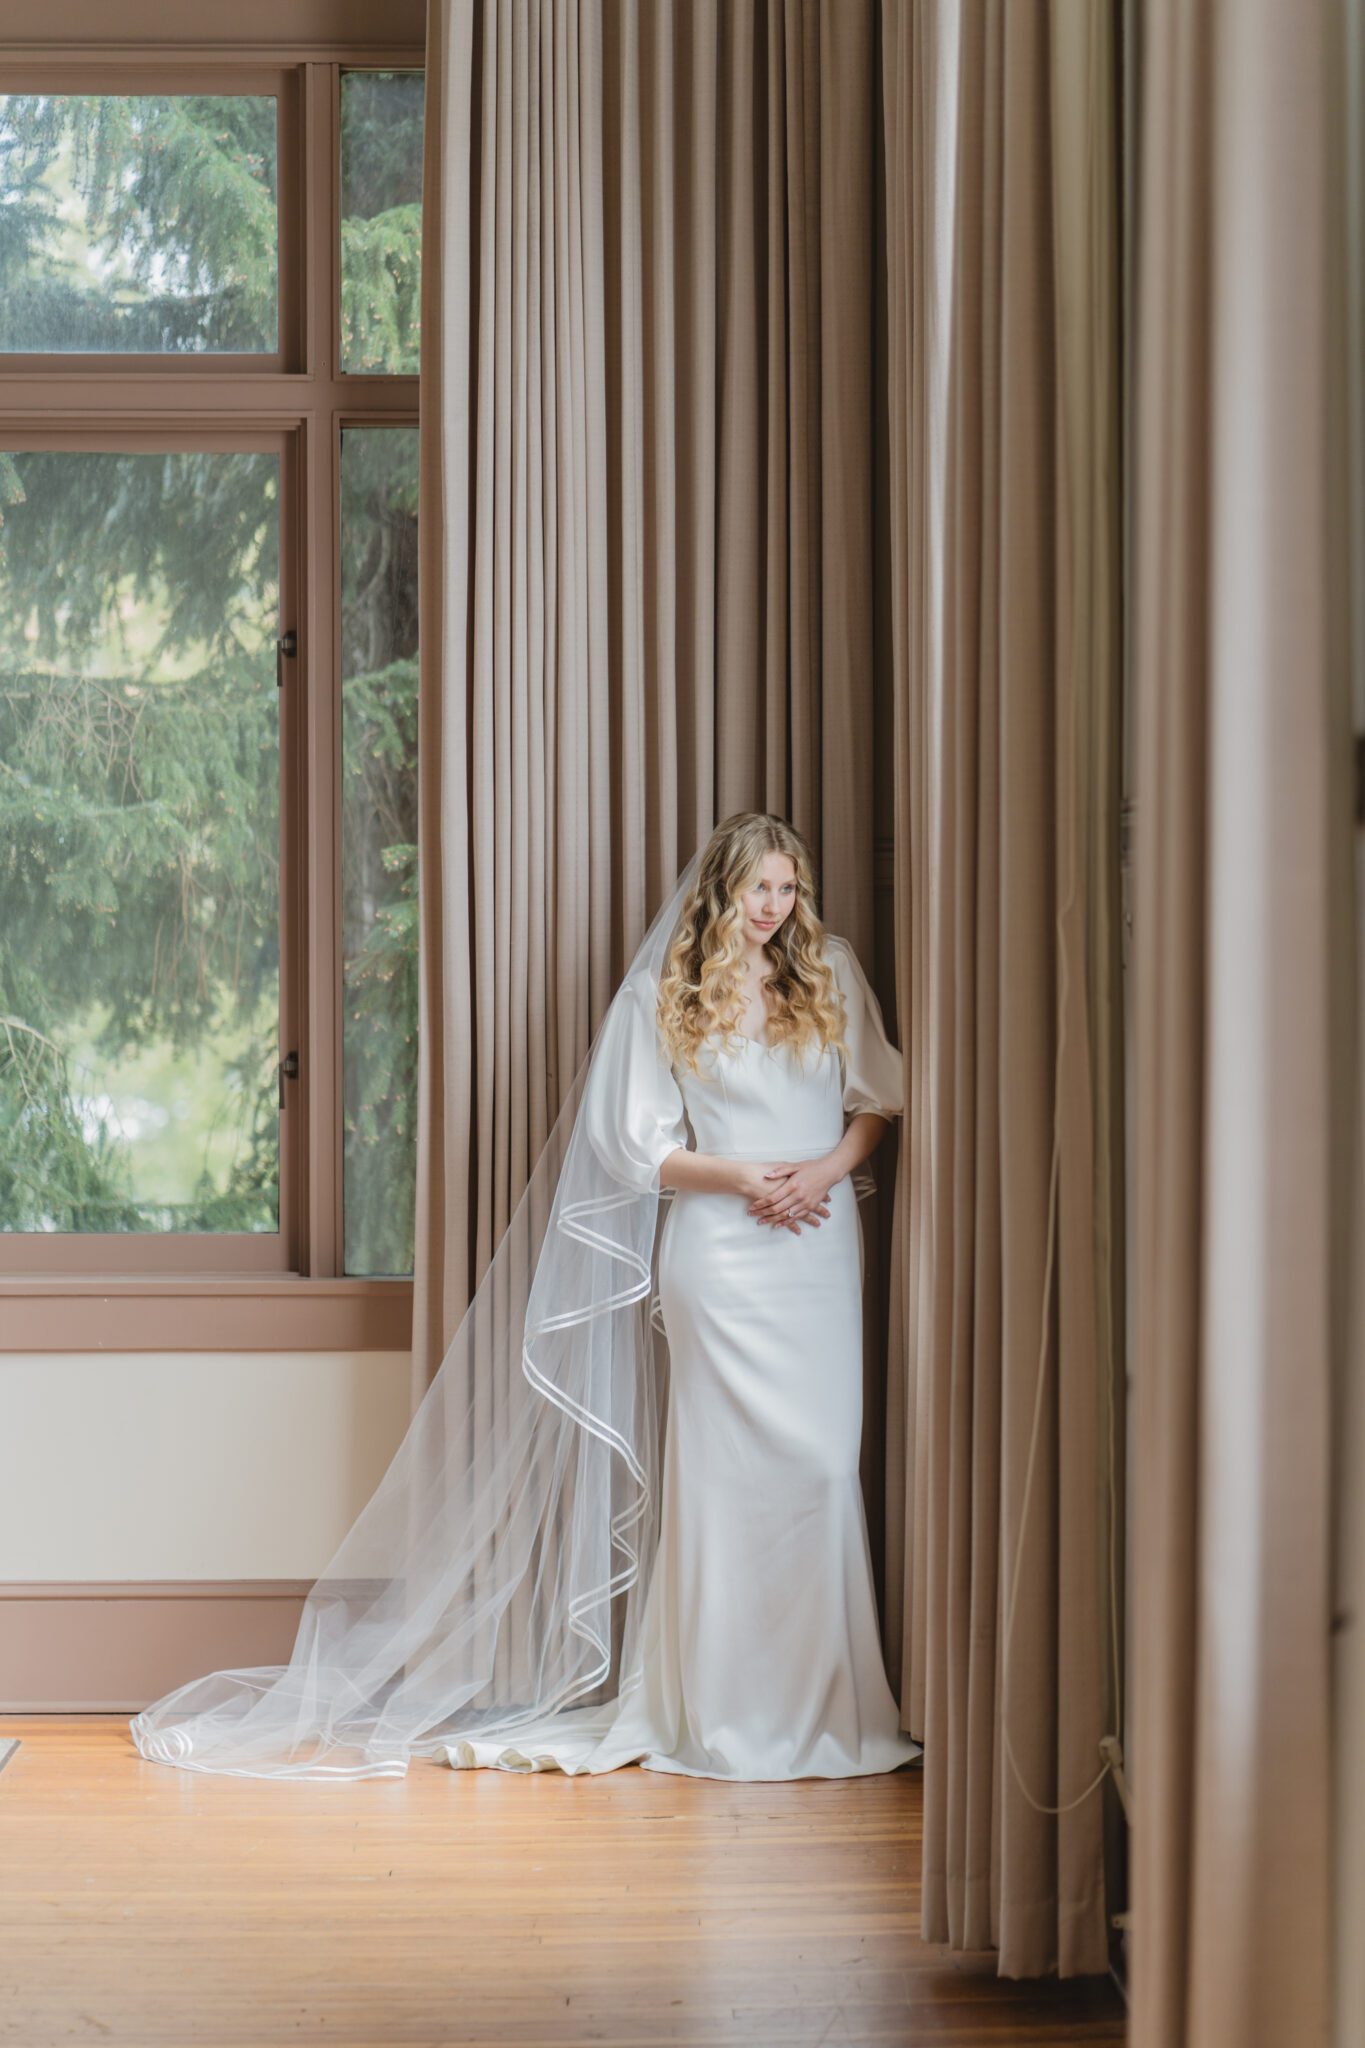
[131,852,704,1778]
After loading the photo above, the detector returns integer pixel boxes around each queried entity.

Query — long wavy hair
[656,813,848,1074]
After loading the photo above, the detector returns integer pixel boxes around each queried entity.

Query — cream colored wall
[0,1353,412,1582]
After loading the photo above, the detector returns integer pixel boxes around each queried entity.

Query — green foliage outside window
[341,429,420,1275]
[0,447,284,1234]
[0,89,423,1267]
[0,94,279,353]
[341,72,424,375]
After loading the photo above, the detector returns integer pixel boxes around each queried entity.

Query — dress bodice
[581,934,903,1194]
[672,1032,848,1160]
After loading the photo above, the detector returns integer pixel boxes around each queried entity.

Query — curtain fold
[415,0,892,1491]
[1129,3,1356,2044]
[882,0,1123,1979]
[1336,11,1365,2043]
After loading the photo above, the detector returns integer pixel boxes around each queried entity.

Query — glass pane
[340,72,424,375]
[0,95,278,354]
[0,449,282,1232]
[341,428,419,1276]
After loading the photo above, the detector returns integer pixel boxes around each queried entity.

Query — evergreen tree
[340,427,420,1275]
[0,91,423,1266]
[0,94,279,351]
[340,72,424,374]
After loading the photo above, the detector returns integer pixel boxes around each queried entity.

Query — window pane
[340,72,424,375]
[0,95,278,354]
[0,449,282,1232]
[341,428,419,1276]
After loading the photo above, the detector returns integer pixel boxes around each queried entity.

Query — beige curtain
[882,0,1124,1979]
[1130,3,1357,2045]
[1336,11,1365,2045]
[415,0,892,1450]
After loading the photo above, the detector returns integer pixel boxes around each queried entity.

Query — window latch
[276,629,298,689]
[278,1049,300,1108]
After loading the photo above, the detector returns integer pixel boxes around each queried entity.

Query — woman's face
[736,852,799,948]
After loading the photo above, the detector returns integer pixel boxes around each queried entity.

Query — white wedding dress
[447,936,920,1781]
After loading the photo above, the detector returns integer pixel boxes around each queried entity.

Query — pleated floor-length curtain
[1336,11,1365,2043]
[415,0,891,1472]
[1129,3,1357,2044]
[882,0,1124,1979]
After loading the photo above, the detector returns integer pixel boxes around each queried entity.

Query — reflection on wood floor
[0,1716,1126,2046]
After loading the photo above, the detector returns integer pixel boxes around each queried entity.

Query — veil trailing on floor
[131,852,707,1779]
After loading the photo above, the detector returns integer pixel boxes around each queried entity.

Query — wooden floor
[0,1717,1126,2047]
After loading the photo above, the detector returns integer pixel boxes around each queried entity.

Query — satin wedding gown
[447,935,920,1781]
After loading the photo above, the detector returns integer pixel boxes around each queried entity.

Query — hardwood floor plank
[0,1716,1125,2047]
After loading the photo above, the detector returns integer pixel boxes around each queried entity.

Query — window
[0,93,281,354]
[0,443,287,1245]
[0,22,423,1349]
[340,425,419,1278]
[340,71,424,375]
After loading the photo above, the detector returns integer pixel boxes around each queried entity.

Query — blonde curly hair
[656,812,848,1074]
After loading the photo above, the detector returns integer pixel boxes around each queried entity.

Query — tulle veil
[131,850,706,1779]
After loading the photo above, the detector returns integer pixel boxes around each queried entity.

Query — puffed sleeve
[826,935,904,1120]
[578,974,691,1194]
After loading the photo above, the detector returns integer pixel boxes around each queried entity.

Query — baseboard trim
[0,1580,312,1712]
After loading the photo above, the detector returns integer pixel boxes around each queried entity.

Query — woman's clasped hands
[733,1157,839,1235]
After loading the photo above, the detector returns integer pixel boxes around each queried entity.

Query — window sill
[0,1276,412,1353]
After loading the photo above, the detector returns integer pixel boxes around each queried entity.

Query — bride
[132,812,919,1783]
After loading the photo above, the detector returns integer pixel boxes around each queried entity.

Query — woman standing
[449,812,916,1779]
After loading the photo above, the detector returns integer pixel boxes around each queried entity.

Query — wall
[0,1351,411,1580]
[0,1351,411,1708]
